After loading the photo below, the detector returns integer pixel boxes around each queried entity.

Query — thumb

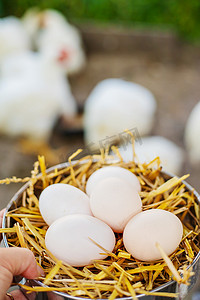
[0,248,43,299]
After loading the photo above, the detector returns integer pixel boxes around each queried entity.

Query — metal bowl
[2,162,200,300]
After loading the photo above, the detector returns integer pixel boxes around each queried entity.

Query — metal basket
[2,162,200,300]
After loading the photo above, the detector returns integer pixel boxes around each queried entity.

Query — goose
[83,78,157,149]
[0,51,77,141]
[184,101,200,165]
[0,51,39,79]
[0,16,30,62]
[22,8,86,75]
[116,135,185,175]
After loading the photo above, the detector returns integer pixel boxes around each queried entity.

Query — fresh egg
[90,177,142,233]
[86,166,141,196]
[39,183,92,225]
[123,209,183,261]
[45,214,116,267]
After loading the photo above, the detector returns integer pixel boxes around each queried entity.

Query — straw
[0,142,199,299]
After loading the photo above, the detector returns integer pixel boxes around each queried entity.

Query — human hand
[0,209,63,300]
[0,209,43,300]
[0,247,43,300]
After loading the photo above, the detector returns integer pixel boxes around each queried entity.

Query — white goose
[0,16,30,62]
[83,78,157,149]
[22,8,86,75]
[184,101,200,165]
[117,136,185,175]
[0,51,77,141]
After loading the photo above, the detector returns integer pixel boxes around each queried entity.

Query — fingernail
[37,265,45,277]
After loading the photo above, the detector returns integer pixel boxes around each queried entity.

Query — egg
[86,166,141,196]
[90,177,142,233]
[45,214,116,267]
[123,209,183,261]
[39,183,92,225]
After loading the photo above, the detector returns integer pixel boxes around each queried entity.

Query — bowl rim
[2,161,200,299]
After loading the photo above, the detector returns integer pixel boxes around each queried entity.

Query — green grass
[1,0,200,42]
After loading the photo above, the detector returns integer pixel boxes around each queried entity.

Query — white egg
[39,183,92,225]
[123,209,183,261]
[90,177,142,233]
[86,166,141,196]
[45,214,116,267]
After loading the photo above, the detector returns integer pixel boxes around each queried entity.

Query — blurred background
[0,1,200,298]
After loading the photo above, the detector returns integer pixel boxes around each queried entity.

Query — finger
[47,291,63,300]
[0,248,44,299]
[5,288,36,300]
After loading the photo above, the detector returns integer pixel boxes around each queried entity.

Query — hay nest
[0,142,199,299]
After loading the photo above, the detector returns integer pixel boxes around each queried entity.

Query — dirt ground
[0,27,200,298]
